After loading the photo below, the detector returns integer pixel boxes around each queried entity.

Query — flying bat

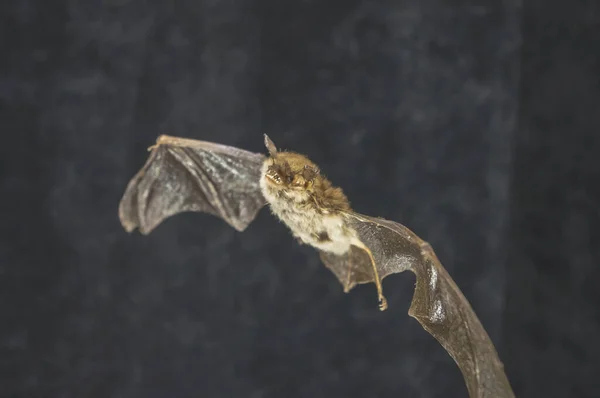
[118,134,515,397]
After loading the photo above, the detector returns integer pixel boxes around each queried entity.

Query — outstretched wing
[119,135,267,234]
[319,212,514,398]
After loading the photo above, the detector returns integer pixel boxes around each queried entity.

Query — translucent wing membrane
[119,135,266,234]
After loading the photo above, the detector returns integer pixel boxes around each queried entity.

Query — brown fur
[260,136,386,309]
[268,151,351,212]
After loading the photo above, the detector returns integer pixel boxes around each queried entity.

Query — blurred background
[2,0,599,397]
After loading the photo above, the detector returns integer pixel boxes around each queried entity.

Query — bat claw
[378,295,388,311]
[148,135,171,151]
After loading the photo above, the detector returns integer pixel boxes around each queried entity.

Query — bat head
[263,134,320,191]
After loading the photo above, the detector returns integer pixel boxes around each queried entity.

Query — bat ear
[302,164,320,181]
[264,134,278,157]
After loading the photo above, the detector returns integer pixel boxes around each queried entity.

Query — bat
[119,134,515,397]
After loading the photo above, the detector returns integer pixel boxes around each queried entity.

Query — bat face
[261,135,349,210]
[264,155,320,190]
[262,136,320,192]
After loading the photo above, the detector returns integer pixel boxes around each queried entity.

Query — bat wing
[319,212,514,398]
[119,135,267,234]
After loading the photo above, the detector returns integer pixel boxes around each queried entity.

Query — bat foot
[357,242,388,311]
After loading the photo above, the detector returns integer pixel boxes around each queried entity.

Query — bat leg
[355,243,388,311]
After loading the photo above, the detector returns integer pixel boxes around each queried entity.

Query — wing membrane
[319,211,515,398]
[119,135,266,234]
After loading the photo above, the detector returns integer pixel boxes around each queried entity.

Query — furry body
[258,136,386,310]
[259,153,357,256]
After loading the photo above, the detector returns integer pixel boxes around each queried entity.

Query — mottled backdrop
[1,0,599,397]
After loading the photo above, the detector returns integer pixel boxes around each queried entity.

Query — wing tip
[118,212,139,234]
[118,218,155,236]
[230,220,249,232]
[122,223,136,233]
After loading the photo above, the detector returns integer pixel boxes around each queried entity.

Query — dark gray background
[1,0,599,397]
